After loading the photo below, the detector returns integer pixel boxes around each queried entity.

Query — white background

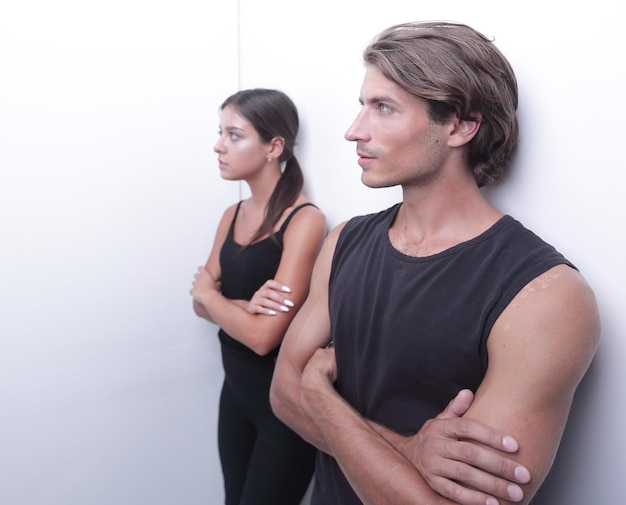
[1,1,624,504]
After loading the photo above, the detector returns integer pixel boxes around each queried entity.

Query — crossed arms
[191,202,326,355]
[270,223,601,505]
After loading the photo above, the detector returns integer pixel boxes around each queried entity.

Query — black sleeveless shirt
[218,201,316,359]
[312,203,575,505]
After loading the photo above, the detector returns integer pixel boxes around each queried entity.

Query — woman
[191,88,326,505]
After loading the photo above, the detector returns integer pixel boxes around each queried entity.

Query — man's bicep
[276,224,343,373]
[466,265,600,504]
[270,227,342,451]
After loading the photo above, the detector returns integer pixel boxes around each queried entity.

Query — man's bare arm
[270,224,340,451]
[456,265,601,504]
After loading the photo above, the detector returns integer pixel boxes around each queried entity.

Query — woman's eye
[217,130,240,141]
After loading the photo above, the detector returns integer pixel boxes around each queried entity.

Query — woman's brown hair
[221,88,304,245]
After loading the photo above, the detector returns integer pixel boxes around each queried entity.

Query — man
[270,21,600,505]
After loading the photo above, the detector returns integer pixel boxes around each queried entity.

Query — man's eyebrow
[360,94,400,106]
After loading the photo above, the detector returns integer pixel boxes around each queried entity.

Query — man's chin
[361,175,395,189]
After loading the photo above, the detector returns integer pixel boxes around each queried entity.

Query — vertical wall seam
[237,0,243,200]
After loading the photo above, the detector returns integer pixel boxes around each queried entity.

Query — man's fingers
[434,415,521,454]
[428,474,503,505]
[436,389,475,420]
[437,439,530,484]
[430,459,527,503]
[417,392,528,503]
[434,390,520,453]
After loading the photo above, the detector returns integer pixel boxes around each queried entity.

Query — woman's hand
[246,279,295,316]
[190,266,220,303]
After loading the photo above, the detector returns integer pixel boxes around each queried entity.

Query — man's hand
[398,390,531,504]
[246,279,295,316]
[300,346,338,417]
[296,341,532,505]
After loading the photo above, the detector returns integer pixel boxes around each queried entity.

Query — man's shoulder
[488,215,574,266]
[342,203,401,233]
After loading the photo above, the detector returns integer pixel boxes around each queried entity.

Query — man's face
[344,65,451,189]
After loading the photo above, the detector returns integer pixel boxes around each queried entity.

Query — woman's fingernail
[280,306,289,312]
[268,310,277,315]
[284,299,294,307]
[281,285,291,292]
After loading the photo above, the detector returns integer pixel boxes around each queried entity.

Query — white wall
[1,0,624,504]
[1,1,237,503]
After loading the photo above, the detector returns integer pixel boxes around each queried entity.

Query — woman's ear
[267,136,285,160]
[447,112,482,148]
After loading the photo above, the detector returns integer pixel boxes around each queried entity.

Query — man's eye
[379,103,391,112]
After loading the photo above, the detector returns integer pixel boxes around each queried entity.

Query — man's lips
[356,151,375,168]
[356,152,375,168]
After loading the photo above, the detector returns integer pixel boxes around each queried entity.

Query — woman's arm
[192,204,326,355]
[191,204,234,324]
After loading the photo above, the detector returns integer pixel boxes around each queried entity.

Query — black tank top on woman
[218,201,316,360]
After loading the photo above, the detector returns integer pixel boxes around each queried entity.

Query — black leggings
[218,380,316,505]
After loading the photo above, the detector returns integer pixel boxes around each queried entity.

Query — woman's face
[214,105,269,181]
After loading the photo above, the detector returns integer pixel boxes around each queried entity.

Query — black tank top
[218,201,316,357]
[312,203,575,505]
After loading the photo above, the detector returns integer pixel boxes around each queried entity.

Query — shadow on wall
[530,350,602,504]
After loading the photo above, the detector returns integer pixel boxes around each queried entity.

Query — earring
[267,157,273,163]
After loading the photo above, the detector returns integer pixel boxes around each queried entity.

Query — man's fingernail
[502,436,519,451]
[515,465,531,483]
[507,484,523,501]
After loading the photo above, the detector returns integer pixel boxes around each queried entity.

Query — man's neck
[389,181,503,257]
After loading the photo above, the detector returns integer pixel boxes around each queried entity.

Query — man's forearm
[270,367,332,454]
[281,342,531,505]
[272,364,429,467]
[302,376,454,505]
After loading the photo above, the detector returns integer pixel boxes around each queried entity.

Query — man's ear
[447,112,482,148]
[267,136,285,160]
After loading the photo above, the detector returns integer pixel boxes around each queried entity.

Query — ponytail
[248,154,303,246]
